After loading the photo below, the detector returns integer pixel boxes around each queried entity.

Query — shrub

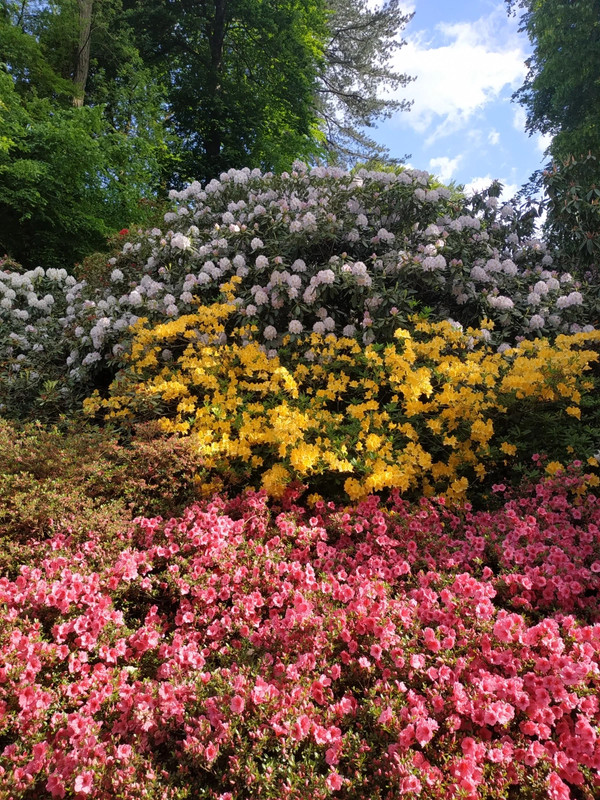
[543,153,600,277]
[83,303,600,503]
[0,474,599,799]
[0,418,207,576]
[1,165,597,419]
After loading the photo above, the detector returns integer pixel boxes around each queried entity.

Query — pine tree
[317,0,414,165]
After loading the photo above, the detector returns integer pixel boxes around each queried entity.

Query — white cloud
[464,175,519,202]
[365,0,415,15]
[389,5,528,143]
[512,106,527,132]
[488,129,501,146]
[536,132,553,154]
[429,155,463,182]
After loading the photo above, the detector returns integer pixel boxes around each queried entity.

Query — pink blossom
[73,771,93,795]
[326,771,344,791]
[230,694,245,714]
[548,772,572,800]
[205,743,218,761]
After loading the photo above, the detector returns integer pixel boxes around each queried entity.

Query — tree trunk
[73,0,93,107]
[204,0,227,161]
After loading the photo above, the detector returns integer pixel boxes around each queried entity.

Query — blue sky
[375,0,551,198]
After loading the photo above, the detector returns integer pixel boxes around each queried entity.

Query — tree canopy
[507,0,600,161]
[123,0,330,184]
[507,0,600,273]
[0,0,415,267]
[317,0,414,164]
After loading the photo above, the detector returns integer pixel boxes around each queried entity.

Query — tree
[506,0,600,273]
[125,0,415,181]
[506,0,600,161]
[72,0,93,106]
[0,1,173,268]
[125,0,329,184]
[317,0,414,165]
[0,66,161,268]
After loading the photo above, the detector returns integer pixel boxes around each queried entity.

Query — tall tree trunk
[204,0,227,161]
[72,0,93,107]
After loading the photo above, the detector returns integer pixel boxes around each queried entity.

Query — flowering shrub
[105,164,595,349]
[2,164,600,800]
[1,472,599,799]
[1,166,597,418]
[84,302,600,502]
[0,419,207,551]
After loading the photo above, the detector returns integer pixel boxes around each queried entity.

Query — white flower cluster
[0,164,597,414]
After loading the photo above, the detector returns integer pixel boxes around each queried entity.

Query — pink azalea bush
[1,469,599,799]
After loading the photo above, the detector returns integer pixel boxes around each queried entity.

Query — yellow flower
[261,464,290,498]
[289,443,321,474]
[87,304,600,506]
[365,433,382,452]
[344,477,366,502]
[469,418,494,446]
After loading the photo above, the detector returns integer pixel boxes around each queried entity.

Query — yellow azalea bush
[84,301,600,503]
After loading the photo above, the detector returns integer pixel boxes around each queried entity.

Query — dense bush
[84,303,600,503]
[0,418,207,577]
[1,471,599,799]
[543,153,600,276]
[1,165,597,419]
[2,163,600,800]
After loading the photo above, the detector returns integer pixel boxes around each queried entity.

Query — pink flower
[230,694,245,714]
[548,772,571,800]
[46,774,66,798]
[326,771,344,791]
[292,714,311,741]
[410,654,426,669]
[74,771,93,795]
[423,627,441,653]
[415,717,439,746]
[370,643,383,660]
[400,774,422,794]
[205,743,218,761]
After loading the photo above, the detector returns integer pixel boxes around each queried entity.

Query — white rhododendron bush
[0,163,597,417]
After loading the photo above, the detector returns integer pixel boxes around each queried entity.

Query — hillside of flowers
[1,164,600,799]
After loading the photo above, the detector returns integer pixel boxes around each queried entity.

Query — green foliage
[506,1,600,277]
[0,2,172,268]
[0,68,162,268]
[0,3,75,100]
[125,0,329,184]
[542,153,600,275]
[507,0,600,161]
